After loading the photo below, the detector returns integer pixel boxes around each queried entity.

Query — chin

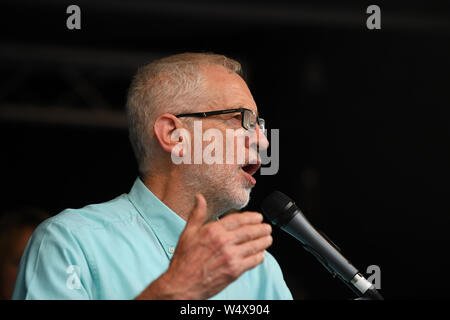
[228,186,252,210]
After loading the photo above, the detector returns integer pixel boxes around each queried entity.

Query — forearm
[134,271,196,300]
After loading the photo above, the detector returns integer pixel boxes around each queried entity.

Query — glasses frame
[175,108,266,136]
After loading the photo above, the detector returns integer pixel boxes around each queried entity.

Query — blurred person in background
[0,206,50,299]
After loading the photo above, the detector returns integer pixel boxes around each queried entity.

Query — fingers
[219,211,263,230]
[185,194,207,231]
[237,235,273,258]
[239,250,267,272]
[231,223,272,245]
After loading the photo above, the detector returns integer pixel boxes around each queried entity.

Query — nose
[258,125,269,151]
[246,124,269,151]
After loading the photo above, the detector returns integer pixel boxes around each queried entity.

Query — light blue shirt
[13,178,292,300]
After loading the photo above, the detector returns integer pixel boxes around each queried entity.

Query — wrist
[135,270,196,300]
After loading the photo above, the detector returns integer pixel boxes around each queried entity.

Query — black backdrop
[1,1,450,299]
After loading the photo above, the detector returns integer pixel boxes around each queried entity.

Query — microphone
[261,190,383,300]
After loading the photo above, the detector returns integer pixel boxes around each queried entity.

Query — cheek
[233,135,250,164]
[210,164,239,183]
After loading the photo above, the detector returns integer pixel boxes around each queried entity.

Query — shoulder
[245,250,293,299]
[260,250,283,273]
[47,193,136,232]
[26,193,138,252]
[13,194,137,299]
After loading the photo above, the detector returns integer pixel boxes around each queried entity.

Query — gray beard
[181,163,252,221]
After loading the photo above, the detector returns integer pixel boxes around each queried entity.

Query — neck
[141,169,220,222]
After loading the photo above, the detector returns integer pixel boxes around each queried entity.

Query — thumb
[186,193,207,229]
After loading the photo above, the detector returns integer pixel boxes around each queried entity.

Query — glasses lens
[243,110,257,130]
[258,118,266,136]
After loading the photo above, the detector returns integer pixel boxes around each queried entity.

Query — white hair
[126,52,242,176]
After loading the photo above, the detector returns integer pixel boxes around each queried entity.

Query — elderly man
[12,53,292,300]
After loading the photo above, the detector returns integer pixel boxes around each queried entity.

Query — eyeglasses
[175,108,266,136]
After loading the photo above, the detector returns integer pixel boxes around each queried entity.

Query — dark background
[1,0,450,299]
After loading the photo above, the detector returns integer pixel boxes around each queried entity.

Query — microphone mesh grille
[261,190,293,222]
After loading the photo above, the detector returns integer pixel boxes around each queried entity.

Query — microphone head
[261,191,299,226]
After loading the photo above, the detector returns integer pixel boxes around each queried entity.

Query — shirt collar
[127,177,187,258]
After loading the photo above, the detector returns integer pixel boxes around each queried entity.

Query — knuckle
[253,251,264,264]
[258,251,266,263]
[222,247,235,261]
[257,224,270,237]
[243,224,263,240]
[215,233,231,249]
[238,229,251,242]
[248,245,258,256]
[203,224,218,238]
[226,261,240,279]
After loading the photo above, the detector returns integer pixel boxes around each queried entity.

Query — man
[13,53,292,299]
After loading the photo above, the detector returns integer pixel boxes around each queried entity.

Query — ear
[153,113,185,154]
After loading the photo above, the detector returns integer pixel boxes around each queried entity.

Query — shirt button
[168,247,175,254]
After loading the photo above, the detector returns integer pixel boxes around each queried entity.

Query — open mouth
[241,161,261,176]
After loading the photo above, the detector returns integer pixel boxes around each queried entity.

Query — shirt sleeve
[12,219,96,300]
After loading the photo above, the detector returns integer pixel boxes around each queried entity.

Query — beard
[181,162,253,221]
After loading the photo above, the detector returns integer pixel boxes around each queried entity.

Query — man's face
[180,65,269,218]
